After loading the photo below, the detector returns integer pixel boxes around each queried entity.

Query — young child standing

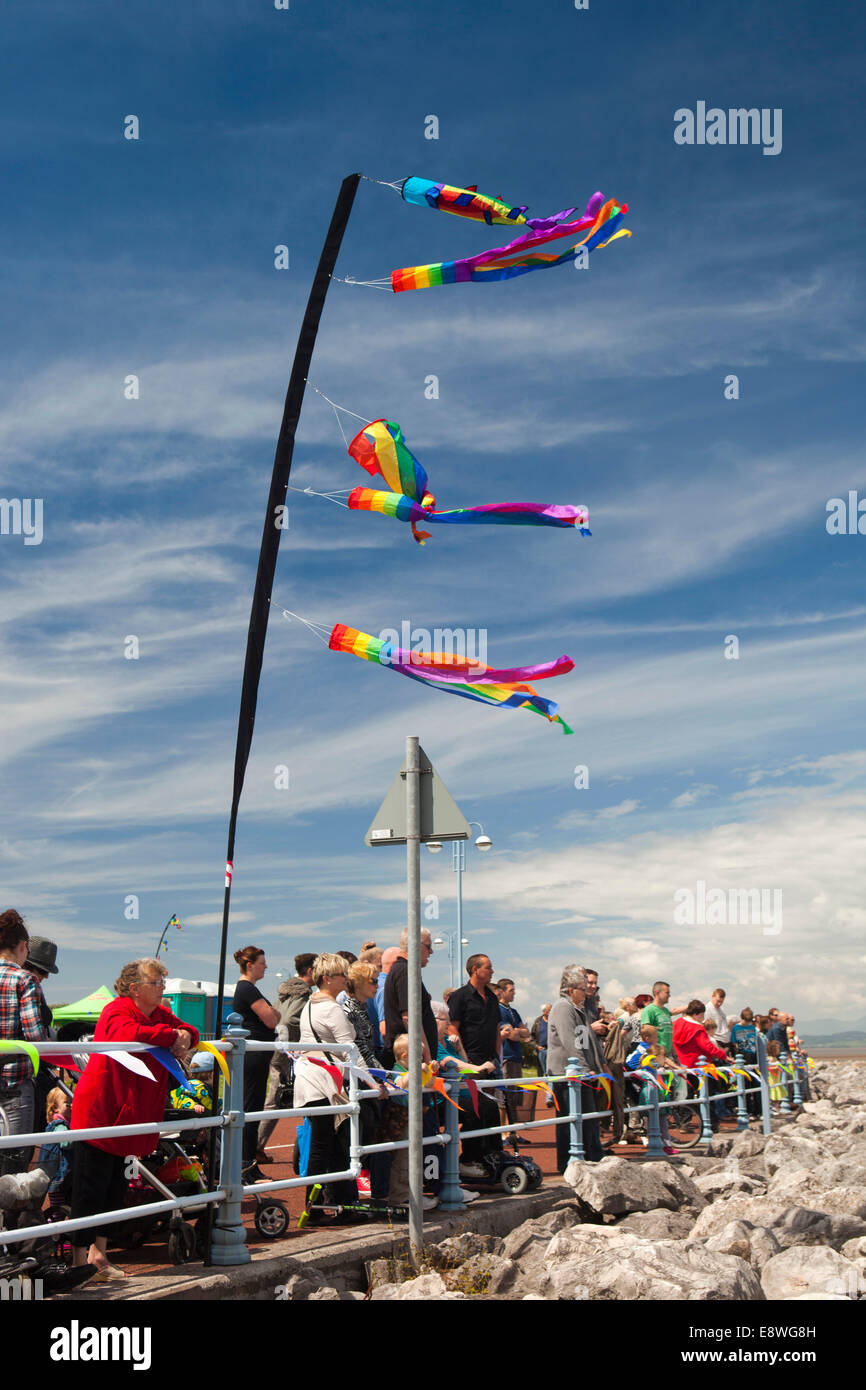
[765,1039,786,1112]
[625,1024,678,1156]
[36,1086,72,1208]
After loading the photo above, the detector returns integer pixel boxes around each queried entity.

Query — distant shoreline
[807,1046,866,1059]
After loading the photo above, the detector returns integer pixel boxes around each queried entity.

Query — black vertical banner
[206,175,361,1251]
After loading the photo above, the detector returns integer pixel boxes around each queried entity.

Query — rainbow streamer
[347,418,589,545]
[392,193,630,292]
[328,622,574,733]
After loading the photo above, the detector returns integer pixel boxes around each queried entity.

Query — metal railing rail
[0,1016,812,1264]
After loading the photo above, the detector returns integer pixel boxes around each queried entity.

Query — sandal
[89,1263,127,1282]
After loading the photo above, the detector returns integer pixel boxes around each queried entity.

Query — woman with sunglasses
[293,953,361,1221]
[69,957,198,1280]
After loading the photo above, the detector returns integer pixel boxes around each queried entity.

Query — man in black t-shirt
[382,927,437,1066]
[448,954,501,1064]
[447,954,504,1177]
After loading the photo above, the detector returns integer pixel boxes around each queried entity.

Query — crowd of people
[0,902,810,1256]
[236,940,807,1217]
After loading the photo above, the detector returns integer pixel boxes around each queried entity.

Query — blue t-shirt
[499,1004,525,1065]
[730,1023,757,1057]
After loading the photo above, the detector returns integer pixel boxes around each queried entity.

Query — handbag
[274,1079,294,1108]
[295,1117,311,1177]
[603,1019,629,1066]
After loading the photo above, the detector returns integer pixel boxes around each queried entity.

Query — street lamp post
[432,930,469,991]
[427,821,491,982]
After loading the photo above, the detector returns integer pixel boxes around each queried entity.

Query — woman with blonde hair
[294,954,374,1220]
[342,960,389,1201]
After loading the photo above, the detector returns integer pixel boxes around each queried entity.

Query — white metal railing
[0,1022,811,1264]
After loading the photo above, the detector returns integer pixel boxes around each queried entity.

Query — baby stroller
[119,1112,215,1264]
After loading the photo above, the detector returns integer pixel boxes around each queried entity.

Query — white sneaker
[458,1188,479,1203]
[459,1162,486,1180]
[422,1195,439,1211]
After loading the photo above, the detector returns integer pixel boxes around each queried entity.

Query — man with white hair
[382,927,437,1069]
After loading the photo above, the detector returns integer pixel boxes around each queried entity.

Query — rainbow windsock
[347,419,590,545]
[348,419,430,503]
[391,193,630,292]
[400,176,581,231]
[328,623,574,733]
[348,487,589,542]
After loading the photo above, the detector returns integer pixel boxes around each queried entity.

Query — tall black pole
[205,173,361,1259]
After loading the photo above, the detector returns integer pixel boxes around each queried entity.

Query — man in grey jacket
[546,965,605,1170]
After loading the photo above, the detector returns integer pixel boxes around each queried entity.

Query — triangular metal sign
[365,745,470,846]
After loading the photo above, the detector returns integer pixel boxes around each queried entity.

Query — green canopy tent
[51,985,114,1027]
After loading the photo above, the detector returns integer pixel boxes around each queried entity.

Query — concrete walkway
[52,1179,571,1302]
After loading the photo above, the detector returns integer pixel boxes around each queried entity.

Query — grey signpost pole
[364,739,471,1264]
[405,735,424,1262]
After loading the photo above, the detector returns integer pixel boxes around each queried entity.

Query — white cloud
[672,784,716,809]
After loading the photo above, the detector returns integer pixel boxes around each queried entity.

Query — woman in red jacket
[70,958,198,1280]
[672,999,729,1135]
[672,999,729,1068]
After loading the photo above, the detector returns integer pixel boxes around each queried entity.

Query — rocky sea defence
[364,1060,866,1301]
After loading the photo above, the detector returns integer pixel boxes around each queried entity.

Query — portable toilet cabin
[193,980,222,1038]
[162,979,207,1038]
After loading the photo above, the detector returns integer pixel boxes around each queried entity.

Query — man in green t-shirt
[639,981,686,1054]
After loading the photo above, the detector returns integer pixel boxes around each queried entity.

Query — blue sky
[2,0,865,1029]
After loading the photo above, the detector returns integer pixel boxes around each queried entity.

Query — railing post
[347,1043,362,1182]
[698,1056,714,1143]
[645,1074,666,1157]
[755,1030,772,1136]
[734,1051,749,1130]
[566,1058,584,1162]
[780,1050,792,1114]
[210,1014,250,1266]
[791,1050,804,1106]
[437,1059,465,1212]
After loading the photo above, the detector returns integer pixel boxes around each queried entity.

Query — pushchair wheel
[167,1220,197,1264]
[500,1164,530,1195]
[254,1199,289,1239]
